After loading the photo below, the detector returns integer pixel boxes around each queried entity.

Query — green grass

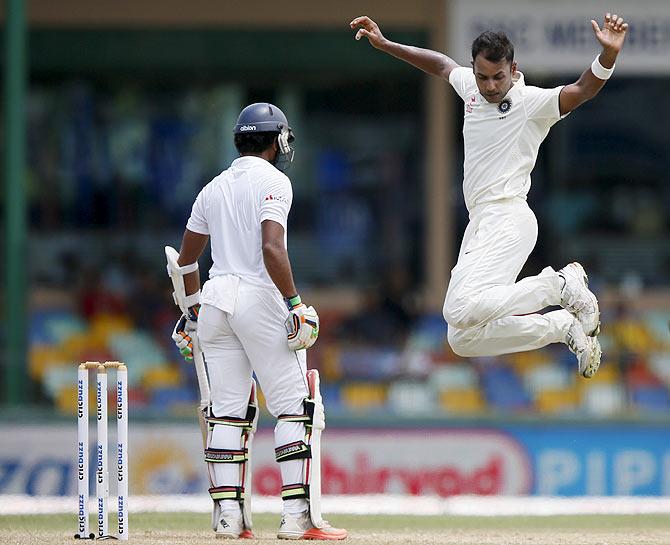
[2,513,670,544]
[3,512,670,530]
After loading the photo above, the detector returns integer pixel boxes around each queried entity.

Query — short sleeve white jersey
[449,67,565,211]
[186,156,292,287]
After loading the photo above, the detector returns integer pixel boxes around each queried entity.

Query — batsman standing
[351,13,629,377]
[168,103,347,540]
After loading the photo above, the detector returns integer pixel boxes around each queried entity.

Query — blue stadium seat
[481,365,531,411]
[632,385,670,411]
[150,387,197,411]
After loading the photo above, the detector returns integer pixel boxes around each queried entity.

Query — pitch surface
[1,513,669,544]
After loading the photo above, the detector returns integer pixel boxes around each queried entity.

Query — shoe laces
[568,298,587,312]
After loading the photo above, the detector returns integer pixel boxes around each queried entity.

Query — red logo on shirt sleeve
[263,194,289,204]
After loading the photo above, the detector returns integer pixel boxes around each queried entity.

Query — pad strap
[209,485,244,501]
[207,415,254,430]
[303,399,316,427]
[204,448,247,464]
[278,398,315,426]
[277,413,311,424]
[275,441,311,462]
[281,483,309,500]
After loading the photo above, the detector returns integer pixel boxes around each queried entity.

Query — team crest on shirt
[497,98,512,115]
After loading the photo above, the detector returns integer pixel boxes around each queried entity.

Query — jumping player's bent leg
[447,309,573,357]
[448,309,601,377]
[444,266,563,330]
[443,199,555,330]
[443,199,601,374]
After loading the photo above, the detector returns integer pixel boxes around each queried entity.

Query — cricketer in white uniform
[352,13,630,377]
[170,103,346,540]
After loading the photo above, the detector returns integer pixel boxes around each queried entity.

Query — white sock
[219,499,241,517]
[283,499,309,517]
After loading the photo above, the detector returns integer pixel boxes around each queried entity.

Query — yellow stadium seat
[29,345,68,380]
[90,314,133,341]
[141,366,182,389]
[55,385,95,415]
[611,321,655,353]
[256,387,268,413]
[535,389,579,414]
[321,346,343,382]
[439,388,485,413]
[341,383,387,410]
[82,328,110,351]
[582,362,620,384]
[60,333,94,360]
[508,351,550,374]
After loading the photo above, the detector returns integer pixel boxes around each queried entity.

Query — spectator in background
[340,266,417,346]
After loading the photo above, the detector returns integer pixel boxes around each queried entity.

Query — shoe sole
[580,340,602,379]
[278,529,348,541]
[215,529,254,539]
[570,262,601,337]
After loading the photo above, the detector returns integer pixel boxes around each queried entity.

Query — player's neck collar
[500,71,524,102]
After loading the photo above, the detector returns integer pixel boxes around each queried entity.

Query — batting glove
[284,295,320,351]
[172,306,199,361]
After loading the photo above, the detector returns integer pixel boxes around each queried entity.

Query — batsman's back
[186,156,293,289]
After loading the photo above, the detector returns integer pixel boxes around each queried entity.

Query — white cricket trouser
[443,197,573,357]
[198,281,309,516]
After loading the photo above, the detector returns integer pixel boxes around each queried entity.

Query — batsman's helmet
[233,103,295,172]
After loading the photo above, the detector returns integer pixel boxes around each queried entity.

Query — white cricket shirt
[186,156,292,288]
[449,67,565,211]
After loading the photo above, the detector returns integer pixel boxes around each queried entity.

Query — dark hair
[471,31,514,64]
[234,132,277,154]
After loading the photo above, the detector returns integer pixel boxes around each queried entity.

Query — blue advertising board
[504,424,670,495]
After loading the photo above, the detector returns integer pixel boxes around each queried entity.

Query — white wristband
[591,55,615,80]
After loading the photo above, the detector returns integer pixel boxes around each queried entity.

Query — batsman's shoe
[558,262,600,336]
[566,318,602,379]
[277,512,348,541]
[215,514,254,539]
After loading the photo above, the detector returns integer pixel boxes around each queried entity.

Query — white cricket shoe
[566,318,602,378]
[558,262,600,336]
[277,512,348,540]
[215,513,254,539]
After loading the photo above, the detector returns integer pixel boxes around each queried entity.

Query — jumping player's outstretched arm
[559,13,628,116]
[350,15,460,80]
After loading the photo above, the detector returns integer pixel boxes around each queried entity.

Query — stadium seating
[29,301,670,418]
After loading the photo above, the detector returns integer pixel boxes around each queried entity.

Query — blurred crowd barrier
[29,281,670,419]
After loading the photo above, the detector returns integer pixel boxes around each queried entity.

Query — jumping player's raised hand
[591,13,629,54]
[350,15,386,49]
